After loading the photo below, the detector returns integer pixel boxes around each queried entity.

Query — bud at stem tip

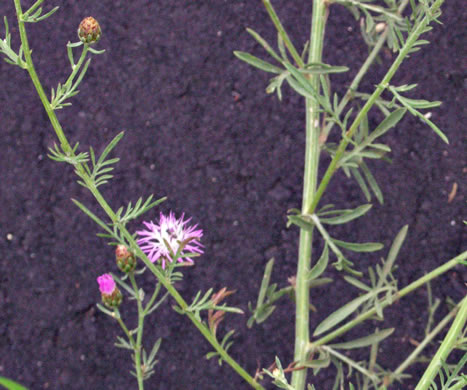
[78,17,101,44]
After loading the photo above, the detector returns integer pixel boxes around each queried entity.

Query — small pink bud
[97,273,122,308]
[97,273,115,294]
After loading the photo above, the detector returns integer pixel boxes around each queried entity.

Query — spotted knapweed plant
[1,0,466,389]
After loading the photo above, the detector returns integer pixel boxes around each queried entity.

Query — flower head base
[115,245,136,273]
[78,17,101,44]
[97,273,122,308]
[136,212,203,268]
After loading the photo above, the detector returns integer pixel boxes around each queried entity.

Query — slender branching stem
[321,345,379,383]
[384,297,465,387]
[311,252,466,347]
[415,295,467,390]
[114,310,136,348]
[321,0,410,143]
[291,1,327,389]
[143,283,161,315]
[261,0,304,68]
[308,0,445,215]
[13,1,263,388]
[129,273,145,390]
[64,44,88,88]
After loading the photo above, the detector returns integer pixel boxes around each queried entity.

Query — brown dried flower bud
[78,17,101,44]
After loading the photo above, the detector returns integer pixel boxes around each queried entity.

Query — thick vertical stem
[291,1,327,389]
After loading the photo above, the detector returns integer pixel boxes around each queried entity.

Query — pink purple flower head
[97,273,116,295]
[136,212,203,268]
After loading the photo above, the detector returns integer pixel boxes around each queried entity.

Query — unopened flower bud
[115,245,136,273]
[375,22,386,33]
[272,368,281,378]
[78,17,101,44]
[97,273,122,308]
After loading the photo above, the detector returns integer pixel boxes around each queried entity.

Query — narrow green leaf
[287,214,314,232]
[369,143,391,152]
[283,61,331,112]
[110,272,137,298]
[0,377,28,390]
[302,63,349,74]
[71,199,113,234]
[100,157,120,166]
[350,167,371,202]
[314,291,375,336]
[357,150,386,159]
[257,258,274,308]
[89,146,96,167]
[307,244,329,280]
[303,354,331,368]
[360,162,384,204]
[374,298,383,318]
[96,303,116,317]
[391,84,418,93]
[344,276,371,292]
[70,58,90,93]
[233,51,282,74]
[309,277,333,289]
[246,28,282,63]
[328,328,394,349]
[255,305,276,324]
[205,351,219,360]
[277,33,288,61]
[22,0,44,18]
[370,107,407,140]
[357,112,369,143]
[286,75,314,100]
[97,131,125,166]
[421,114,449,144]
[319,204,372,225]
[398,96,441,110]
[386,225,408,270]
[332,238,383,253]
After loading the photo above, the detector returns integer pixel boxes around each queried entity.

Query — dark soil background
[0,1,465,389]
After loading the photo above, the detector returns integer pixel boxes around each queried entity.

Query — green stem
[322,345,378,384]
[64,45,89,88]
[22,0,43,18]
[383,297,465,387]
[114,309,136,348]
[50,44,89,109]
[291,1,328,389]
[321,0,410,143]
[415,295,467,390]
[308,0,445,214]
[312,252,466,347]
[261,0,304,68]
[143,282,161,314]
[129,273,145,390]
[13,1,263,388]
[321,28,387,143]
